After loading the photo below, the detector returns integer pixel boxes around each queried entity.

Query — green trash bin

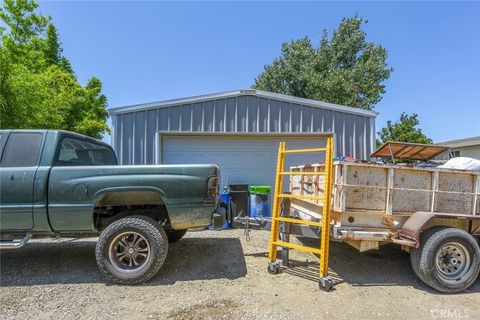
[249,186,271,217]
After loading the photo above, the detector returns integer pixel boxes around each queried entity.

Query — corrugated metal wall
[111,94,376,165]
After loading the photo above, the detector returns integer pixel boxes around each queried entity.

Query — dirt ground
[1,229,479,320]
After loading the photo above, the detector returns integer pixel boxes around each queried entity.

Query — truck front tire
[411,227,480,293]
[95,215,169,285]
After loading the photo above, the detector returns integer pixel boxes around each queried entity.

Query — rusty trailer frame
[288,161,480,252]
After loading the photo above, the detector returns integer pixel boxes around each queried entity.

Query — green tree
[378,112,432,145]
[253,16,393,110]
[0,0,108,139]
[44,23,60,65]
[43,23,74,74]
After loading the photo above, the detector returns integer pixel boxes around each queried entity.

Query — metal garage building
[109,89,377,188]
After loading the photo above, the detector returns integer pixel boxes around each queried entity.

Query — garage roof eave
[108,89,378,118]
[253,90,378,117]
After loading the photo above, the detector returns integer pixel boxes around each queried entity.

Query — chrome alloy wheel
[109,231,150,272]
[435,242,471,283]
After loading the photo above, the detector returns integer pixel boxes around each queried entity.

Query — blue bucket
[249,186,271,217]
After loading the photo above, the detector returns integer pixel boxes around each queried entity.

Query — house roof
[436,136,480,148]
[108,89,378,118]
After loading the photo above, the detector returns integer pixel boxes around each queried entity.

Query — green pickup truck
[0,129,221,284]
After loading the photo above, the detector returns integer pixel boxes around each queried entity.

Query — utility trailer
[269,141,480,293]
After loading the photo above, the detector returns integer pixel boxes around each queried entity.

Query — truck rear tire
[410,227,480,293]
[95,215,169,285]
[166,229,188,243]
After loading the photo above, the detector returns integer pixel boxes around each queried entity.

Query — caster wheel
[267,262,281,274]
[319,277,333,291]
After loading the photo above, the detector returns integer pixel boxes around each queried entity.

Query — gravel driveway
[1,229,479,320]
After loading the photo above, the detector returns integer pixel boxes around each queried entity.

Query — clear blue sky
[39,1,480,143]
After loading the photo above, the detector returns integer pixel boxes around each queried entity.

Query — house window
[450,150,460,158]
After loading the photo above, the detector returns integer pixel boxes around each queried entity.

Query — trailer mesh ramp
[267,135,335,291]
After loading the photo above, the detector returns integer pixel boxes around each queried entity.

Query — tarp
[439,157,480,171]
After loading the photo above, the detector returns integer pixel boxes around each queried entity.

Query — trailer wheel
[96,215,169,285]
[411,227,480,293]
[410,226,447,283]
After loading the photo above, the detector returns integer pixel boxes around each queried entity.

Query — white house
[436,136,480,160]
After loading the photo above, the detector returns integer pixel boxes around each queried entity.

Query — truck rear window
[0,133,43,167]
[55,137,116,166]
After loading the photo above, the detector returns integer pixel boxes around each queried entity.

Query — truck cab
[0,130,117,233]
[0,129,220,284]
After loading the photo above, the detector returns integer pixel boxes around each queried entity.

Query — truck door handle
[10,175,14,180]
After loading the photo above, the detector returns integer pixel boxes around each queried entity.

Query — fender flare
[93,186,168,206]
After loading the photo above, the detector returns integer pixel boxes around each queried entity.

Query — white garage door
[162,135,326,189]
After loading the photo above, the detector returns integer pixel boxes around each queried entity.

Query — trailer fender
[400,211,480,247]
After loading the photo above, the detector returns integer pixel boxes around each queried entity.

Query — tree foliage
[253,16,393,110]
[0,0,108,139]
[378,112,432,145]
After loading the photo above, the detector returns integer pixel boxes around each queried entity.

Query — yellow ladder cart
[267,135,335,291]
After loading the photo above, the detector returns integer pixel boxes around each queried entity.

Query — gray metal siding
[111,95,376,165]
[162,135,327,189]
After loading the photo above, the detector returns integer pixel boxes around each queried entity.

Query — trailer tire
[411,226,448,283]
[96,215,169,285]
[166,229,188,243]
[411,227,480,293]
